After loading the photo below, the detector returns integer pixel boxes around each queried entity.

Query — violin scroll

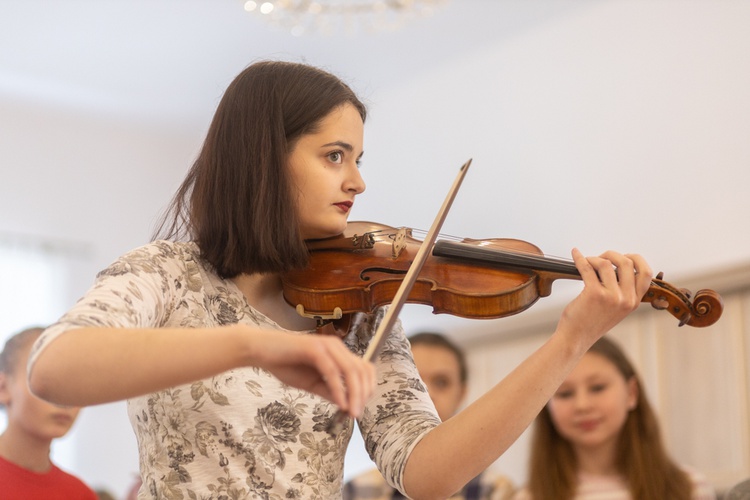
[645,272,723,327]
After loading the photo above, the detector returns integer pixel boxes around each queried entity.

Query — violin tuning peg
[651,297,669,310]
[678,312,692,327]
[655,271,664,280]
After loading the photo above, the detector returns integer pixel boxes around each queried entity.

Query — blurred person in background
[0,326,97,500]
[513,335,715,500]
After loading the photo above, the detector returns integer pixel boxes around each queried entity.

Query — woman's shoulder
[97,240,202,277]
[126,240,200,261]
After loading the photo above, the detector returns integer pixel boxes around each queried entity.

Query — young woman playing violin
[27,61,653,499]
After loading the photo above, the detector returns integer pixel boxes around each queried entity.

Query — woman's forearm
[28,326,255,406]
[29,325,375,415]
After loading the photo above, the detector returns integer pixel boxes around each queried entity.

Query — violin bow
[327,158,472,435]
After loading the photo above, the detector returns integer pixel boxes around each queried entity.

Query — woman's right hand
[246,327,376,418]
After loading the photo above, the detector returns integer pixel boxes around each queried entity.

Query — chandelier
[243,0,449,36]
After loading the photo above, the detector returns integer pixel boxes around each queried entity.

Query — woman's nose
[345,164,366,194]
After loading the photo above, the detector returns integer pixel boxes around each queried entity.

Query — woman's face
[546,351,637,455]
[288,103,366,240]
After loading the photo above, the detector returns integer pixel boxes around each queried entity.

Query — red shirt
[0,455,98,500]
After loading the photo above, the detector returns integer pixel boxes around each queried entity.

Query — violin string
[364,227,657,286]
[403,228,574,263]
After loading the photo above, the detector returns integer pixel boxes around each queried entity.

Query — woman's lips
[334,201,352,213]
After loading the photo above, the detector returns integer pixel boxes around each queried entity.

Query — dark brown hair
[525,336,693,500]
[154,61,367,278]
[408,332,468,384]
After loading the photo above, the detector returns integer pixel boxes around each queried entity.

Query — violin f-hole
[360,267,407,282]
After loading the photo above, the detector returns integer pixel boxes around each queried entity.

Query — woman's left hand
[557,249,653,348]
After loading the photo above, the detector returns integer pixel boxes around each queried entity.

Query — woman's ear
[626,376,639,411]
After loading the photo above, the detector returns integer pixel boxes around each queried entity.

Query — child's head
[544,336,640,453]
[409,332,468,421]
[0,327,45,382]
[0,327,81,440]
[528,335,682,499]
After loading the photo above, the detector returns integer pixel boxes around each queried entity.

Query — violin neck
[432,240,580,277]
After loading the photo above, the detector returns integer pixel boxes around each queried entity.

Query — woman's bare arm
[29,325,375,417]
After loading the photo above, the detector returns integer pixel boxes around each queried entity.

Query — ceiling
[0,0,578,131]
[1,0,749,338]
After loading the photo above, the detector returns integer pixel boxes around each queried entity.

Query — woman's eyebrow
[322,141,353,151]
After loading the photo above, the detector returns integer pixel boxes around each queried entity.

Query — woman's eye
[328,151,343,163]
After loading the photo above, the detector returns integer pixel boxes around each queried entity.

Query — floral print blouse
[30,241,441,499]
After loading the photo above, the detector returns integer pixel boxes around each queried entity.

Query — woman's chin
[302,225,346,241]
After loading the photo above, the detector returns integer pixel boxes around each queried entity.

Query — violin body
[284,222,550,320]
[282,221,723,328]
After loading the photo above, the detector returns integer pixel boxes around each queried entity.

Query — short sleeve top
[30,241,441,500]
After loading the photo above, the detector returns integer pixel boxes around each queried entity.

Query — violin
[282,221,724,330]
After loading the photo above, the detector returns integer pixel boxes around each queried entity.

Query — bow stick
[327,158,472,435]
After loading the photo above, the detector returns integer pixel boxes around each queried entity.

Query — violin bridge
[392,227,408,258]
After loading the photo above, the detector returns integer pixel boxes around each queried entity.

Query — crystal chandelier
[243,0,449,36]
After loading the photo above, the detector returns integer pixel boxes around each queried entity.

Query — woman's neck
[232,272,317,331]
[0,429,53,472]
